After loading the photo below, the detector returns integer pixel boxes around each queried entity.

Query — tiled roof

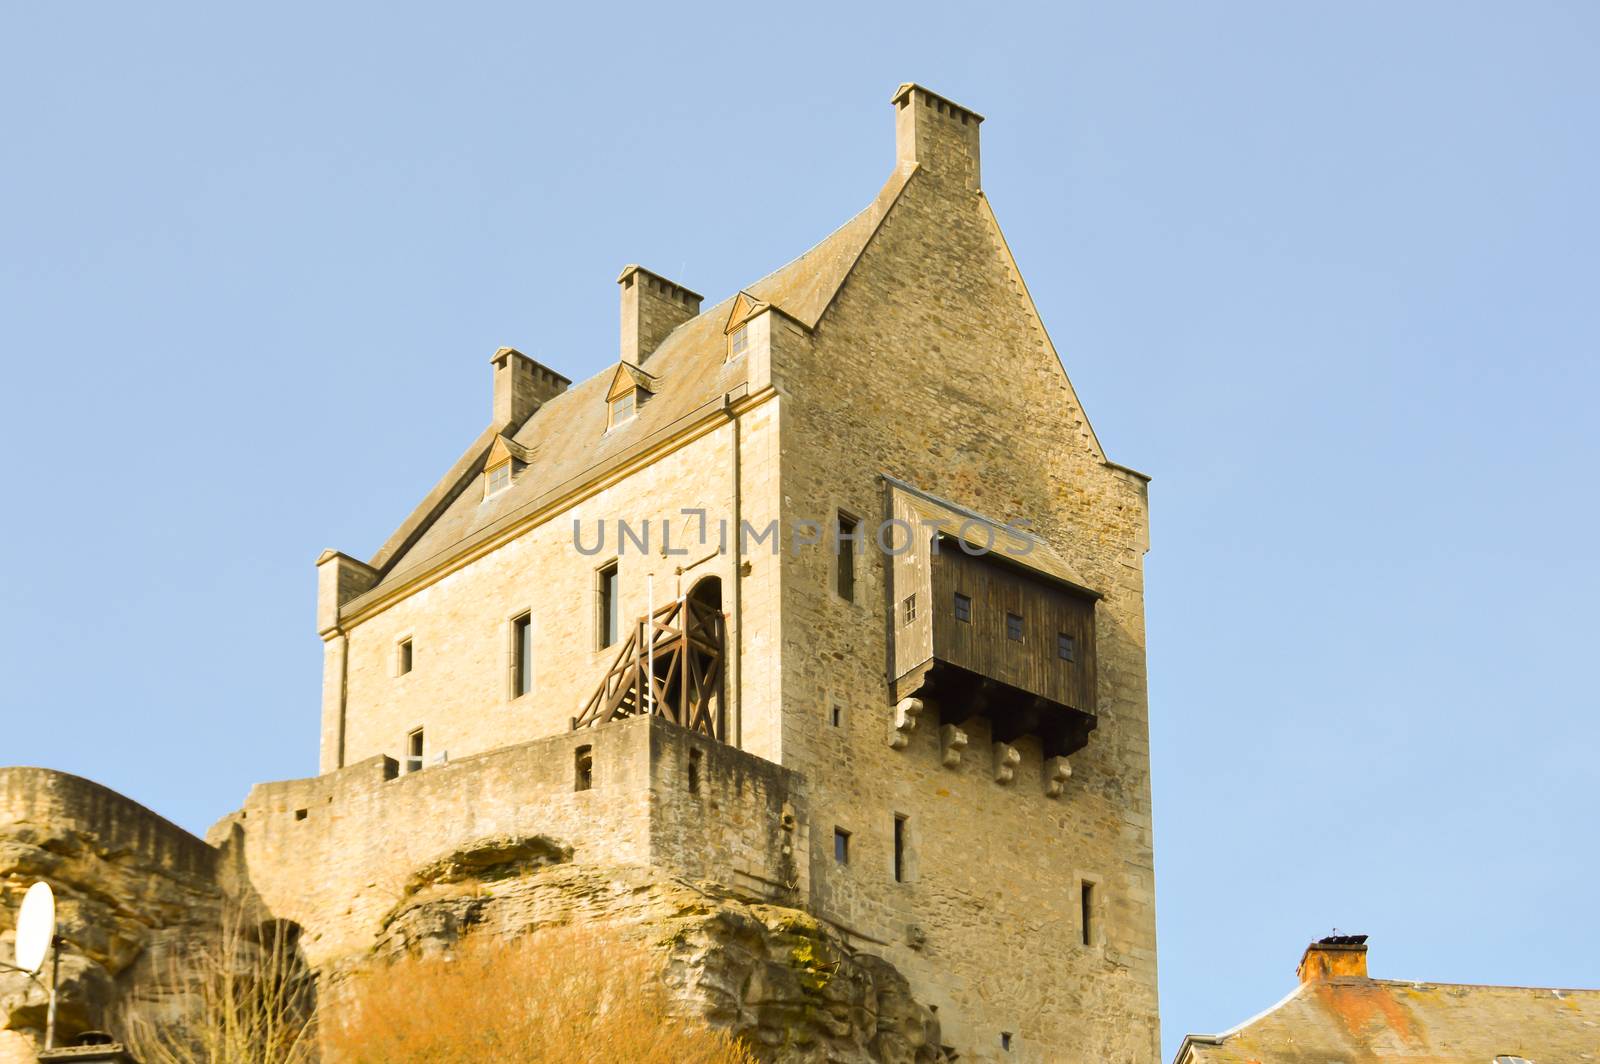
[1178,977,1600,1064]
[365,166,915,593]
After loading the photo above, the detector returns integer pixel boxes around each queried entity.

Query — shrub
[323,923,755,1064]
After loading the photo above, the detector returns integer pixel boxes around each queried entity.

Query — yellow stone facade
[292,83,1159,1062]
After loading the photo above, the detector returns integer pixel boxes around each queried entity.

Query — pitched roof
[357,166,915,601]
[1177,977,1600,1064]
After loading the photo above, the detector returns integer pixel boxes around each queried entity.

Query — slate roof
[1177,976,1600,1064]
[362,165,915,597]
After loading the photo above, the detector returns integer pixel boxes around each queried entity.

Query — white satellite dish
[14,881,55,974]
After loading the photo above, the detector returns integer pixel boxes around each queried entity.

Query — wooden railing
[573,595,726,741]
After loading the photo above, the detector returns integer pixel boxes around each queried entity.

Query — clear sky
[2,2,1596,1057]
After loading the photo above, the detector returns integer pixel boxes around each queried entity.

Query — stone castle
[2,84,1160,1063]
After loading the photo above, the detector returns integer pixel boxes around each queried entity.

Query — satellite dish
[14,881,55,974]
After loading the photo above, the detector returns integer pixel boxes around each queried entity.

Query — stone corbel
[1044,756,1072,798]
[940,724,968,768]
[889,697,923,749]
[993,742,1020,784]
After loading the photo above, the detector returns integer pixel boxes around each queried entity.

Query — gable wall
[772,164,1159,1063]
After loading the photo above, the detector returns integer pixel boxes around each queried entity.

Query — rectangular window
[512,613,533,697]
[902,594,917,626]
[406,728,424,774]
[688,748,703,795]
[953,592,971,623]
[1080,880,1096,946]
[830,704,843,728]
[575,745,594,792]
[1057,633,1075,662]
[833,827,850,865]
[893,815,908,883]
[597,563,619,649]
[397,638,413,676]
[1001,1032,1013,1052]
[485,461,512,497]
[835,513,858,602]
[608,391,636,428]
[729,325,749,358]
[1006,613,1024,642]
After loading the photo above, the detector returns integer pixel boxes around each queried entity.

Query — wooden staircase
[573,594,726,741]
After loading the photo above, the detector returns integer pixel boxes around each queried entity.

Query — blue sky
[2,2,1596,1056]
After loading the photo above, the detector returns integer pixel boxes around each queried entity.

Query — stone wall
[0,769,220,1064]
[209,715,804,970]
[767,119,1160,1060]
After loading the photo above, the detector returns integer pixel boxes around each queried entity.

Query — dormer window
[485,460,513,497]
[729,325,749,359]
[608,390,636,428]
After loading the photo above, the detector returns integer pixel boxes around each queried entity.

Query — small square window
[729,325,749,358]
[902,594,917,626]
[1006,613,1023,642]
[1057,633,1075,662]
[834,827,850,865]
[294,808,308,822]
[953,592,971,623]
[397,638,413,676]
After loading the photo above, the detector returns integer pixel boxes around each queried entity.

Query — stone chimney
[893,83,983,190]
[618,265,702,365]
[492,346,569,429]
[1297,934,1369,983]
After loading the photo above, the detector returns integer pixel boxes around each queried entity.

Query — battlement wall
[208,716,804,967]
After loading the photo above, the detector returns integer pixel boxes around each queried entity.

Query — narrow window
[953,592,971,623]
[1080,880,1096,946]
[729,325,749,358]
[397,638,413,675]
[902,594,917,626]
[512,613,533,697]
[574,745,594,792]
[688,748,703,794]
[1006,613,1023,642]
[835,513,858,602]
[893,815,908,883]
[833,827,850,865]
[1001,1032,1013,1052]
[597,563,619,649]
[485,460,512,497]
[406,728,424,773]
[1057,633,1075,662]
[830,704,843,728]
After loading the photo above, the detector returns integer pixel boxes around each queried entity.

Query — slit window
[1057,633,1075,662]
[835,513,858,602]
[893,815,908,883]
[688,748,703,794]
[575,745,594,792]
[833,827,850,865]
[512,613,533,697]
[597,563,619,649]
[1080,880,1096,946]
[953,592,971,623]
[1006,613,1024,642]
[397,638,413,676]
[830,704,843,728]
[902,594,917,626]
[405,729,424,774]
[1001,1032,1013,1052]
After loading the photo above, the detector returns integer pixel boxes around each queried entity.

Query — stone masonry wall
[771,153,1160,1061]
[208,715,804,970]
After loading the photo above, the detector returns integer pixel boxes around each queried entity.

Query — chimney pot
[892,83,983,189]
[491,347,569,429]
[1297,934,1370,983]
[618,265,702,365]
